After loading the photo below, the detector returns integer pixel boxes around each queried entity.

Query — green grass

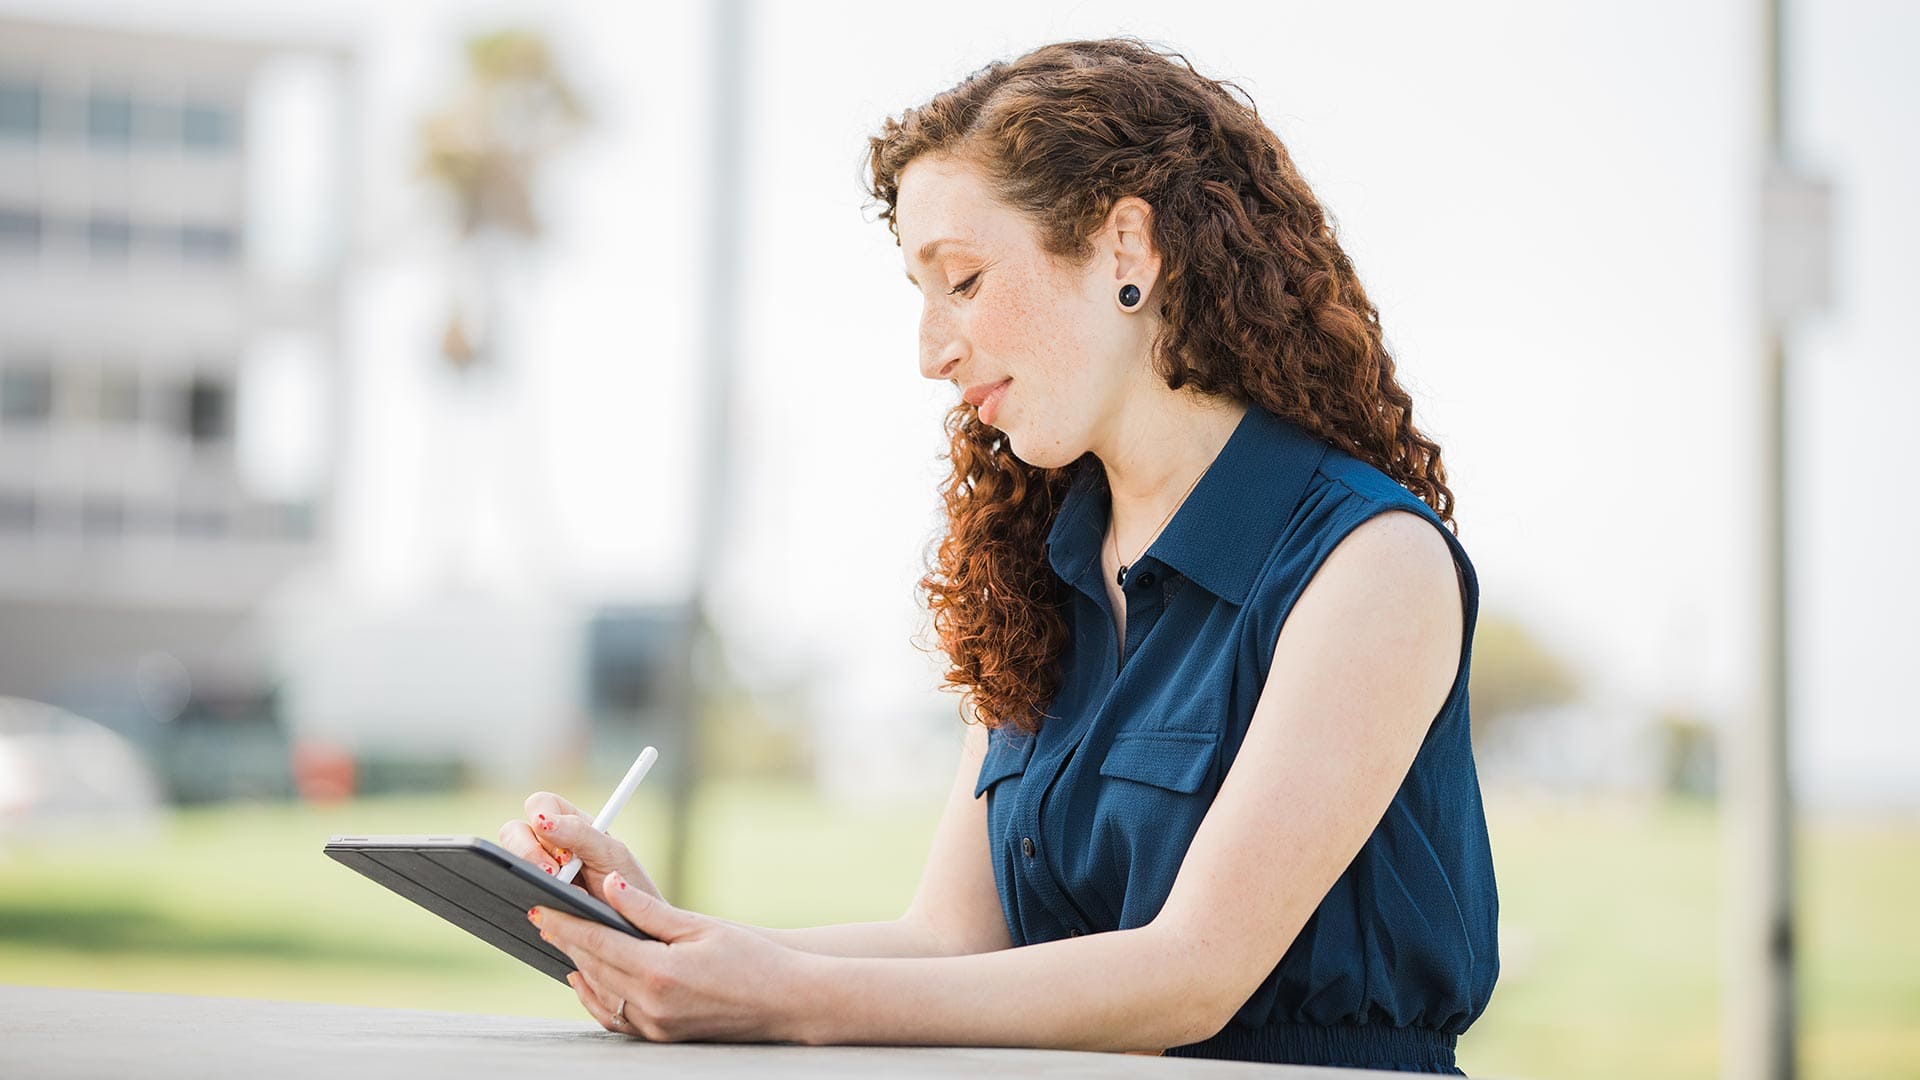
[1463,795,1920,1080]
[1,784,1914,1078]
[0,781,936,1018]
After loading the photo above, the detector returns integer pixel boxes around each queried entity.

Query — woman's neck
[1094,391,1248,552]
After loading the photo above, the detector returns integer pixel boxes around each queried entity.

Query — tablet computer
[323,834,654,985]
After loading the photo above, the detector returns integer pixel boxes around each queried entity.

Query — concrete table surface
[2,984,1424,1078]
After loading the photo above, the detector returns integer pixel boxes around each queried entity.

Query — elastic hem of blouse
[1163,1020,1462,1073]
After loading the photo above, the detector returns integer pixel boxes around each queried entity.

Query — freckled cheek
[974,287,1054,369]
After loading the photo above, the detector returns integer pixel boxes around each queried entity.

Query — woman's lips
[979,378,1012,424]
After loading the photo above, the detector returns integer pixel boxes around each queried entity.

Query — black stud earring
[1118,283,1141,309]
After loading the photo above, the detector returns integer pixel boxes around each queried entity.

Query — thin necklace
[1108,464,1208,588]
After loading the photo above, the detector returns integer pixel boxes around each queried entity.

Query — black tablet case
[323,835,653,985]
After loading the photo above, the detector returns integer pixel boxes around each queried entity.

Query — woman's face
[896,154,1156,470]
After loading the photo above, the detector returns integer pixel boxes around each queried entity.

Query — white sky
[7,0,1915,805]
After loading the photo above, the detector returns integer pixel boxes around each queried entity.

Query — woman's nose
[919,319,964,381]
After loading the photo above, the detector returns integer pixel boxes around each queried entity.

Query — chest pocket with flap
[1097,728,1218,794]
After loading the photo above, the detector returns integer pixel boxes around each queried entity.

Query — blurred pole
[663,0,750,907]
[1729,0,1829,1076]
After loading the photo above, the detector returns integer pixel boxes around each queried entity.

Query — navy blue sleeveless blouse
[972,402,1498,1073]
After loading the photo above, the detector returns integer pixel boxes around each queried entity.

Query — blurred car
[0,695,164,840]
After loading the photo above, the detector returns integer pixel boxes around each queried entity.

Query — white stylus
[554,745,658,886]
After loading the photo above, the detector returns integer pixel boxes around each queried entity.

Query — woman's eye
[948,273,981,297]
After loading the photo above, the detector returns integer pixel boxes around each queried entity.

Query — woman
[507,37,1497,1073]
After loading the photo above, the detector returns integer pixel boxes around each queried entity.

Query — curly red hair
[866,37,1456,736]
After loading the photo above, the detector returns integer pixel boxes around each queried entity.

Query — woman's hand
[497,791,663,902]
[529,871,817,1044]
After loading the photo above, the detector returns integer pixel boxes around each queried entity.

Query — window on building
[180,224,237,261]
[186,376,230,444]
[181,102,234,151]
[0,80,40,140]
[88,215,133,258]
[87,91,134,146]
[0,207,41,253]
[0,364,53,424]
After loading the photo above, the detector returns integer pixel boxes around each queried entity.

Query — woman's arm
[792,920,1216,1051]
[695,722,1012,959]
[712,917,939,958]
[787,510,1464,1051]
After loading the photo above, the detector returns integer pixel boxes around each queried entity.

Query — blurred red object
[292,741,356,803]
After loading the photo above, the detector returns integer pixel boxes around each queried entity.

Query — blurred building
[0,15,351,800]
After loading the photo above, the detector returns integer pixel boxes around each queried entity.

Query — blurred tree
[1467,610,1580,753]
[410,27,588,592]
[416,27,587,372]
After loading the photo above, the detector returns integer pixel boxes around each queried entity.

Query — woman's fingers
[534,906,669,986]
[567,969,630,1035]
[535,907,680,1040]
[518,803,660,901]
[523,793,608,870]
[495,819,563,876]
[523,790,587,829]
[528,809,620,870]
[588,858,664,905]
[570,956,662,1040]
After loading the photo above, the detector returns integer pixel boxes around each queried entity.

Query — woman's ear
[1107,196,1161,305]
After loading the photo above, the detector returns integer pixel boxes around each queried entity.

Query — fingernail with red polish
[527,907,542,926]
